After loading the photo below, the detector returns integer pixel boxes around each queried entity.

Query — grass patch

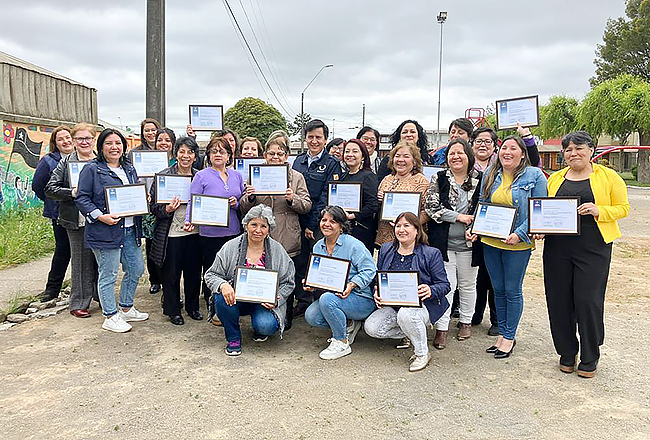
[0,207,55,270]
[0,290,40,315]
[624,179,650,187]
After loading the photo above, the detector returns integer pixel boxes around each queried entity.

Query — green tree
[579,74,650,182]
[223,97,287,143]
[287,112,312,137]
[537,96,581,139]
[591,0,650,86]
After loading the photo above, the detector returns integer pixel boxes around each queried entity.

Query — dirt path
[1,189,649,439]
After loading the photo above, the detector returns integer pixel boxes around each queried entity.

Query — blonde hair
[71,123,96,138]
[387,140,423,175]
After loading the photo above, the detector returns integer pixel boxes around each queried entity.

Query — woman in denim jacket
[468,136,547,359]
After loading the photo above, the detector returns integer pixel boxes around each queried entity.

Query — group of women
[34,116,629,377]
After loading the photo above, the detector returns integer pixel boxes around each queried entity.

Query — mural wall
[0,121,52,214]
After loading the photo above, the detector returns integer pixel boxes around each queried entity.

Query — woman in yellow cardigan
[542,131,629,378]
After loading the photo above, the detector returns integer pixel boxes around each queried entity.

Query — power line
[237,0,295,115]
[222,0,292,118]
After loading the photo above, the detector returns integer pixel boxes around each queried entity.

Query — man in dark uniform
[291,119,341,317]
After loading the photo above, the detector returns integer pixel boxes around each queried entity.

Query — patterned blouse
[375,172,430,246]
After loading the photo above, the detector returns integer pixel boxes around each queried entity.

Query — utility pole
[435,11,447,149]
[146,0,166,126]
[362,104,366,127]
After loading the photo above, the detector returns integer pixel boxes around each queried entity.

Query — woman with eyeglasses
[185,136,245,322]
[540,131,629,378]
[240,133,312,328]
[45,123,98,318]
[356,126,382,174]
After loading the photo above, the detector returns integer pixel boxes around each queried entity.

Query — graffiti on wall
[0,121,52,213]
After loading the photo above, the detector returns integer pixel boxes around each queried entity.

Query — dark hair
[325,138,345,153]
[205,136,233,167]
[155,128,176,151]
[390,120,429,164]
[238,137,263,157]
[471,127,498,146]
[319,205,351,234]
[140,118,161,147]
[304,119,329,139]
[356,126,380,144]
[96,128,128,164]
[173,136,200,158]
[445,139,475,172]
[49,126,72,153]
[482,135,530,199]
[212,128,240,158]
[392,212,428,247]
[343,139,372,171]
[448,118,474,139]
[561,131,595,150]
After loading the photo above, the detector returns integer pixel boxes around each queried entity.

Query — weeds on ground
[0,289,40,316]
[0,207,55,269]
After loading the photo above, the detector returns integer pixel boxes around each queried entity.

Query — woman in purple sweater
[185,136,245,322]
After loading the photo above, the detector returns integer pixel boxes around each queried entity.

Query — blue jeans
[305,292,376,340]
[482,245,531,340]
[214,294,280,342]
[91,227,145,317]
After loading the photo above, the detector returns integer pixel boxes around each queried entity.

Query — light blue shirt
[307,148,324,167]
[313,233,377,299]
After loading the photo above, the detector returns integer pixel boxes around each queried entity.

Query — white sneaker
[409,353,432,372]
[102,314,132,333]
[346,320,363,344]
[120,307,149,322]
[319,338,352,360]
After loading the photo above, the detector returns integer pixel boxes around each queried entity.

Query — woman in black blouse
[338,139,378,252]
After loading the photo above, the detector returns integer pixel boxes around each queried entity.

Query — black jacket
[149,164,199,267]
[32,151,62,220]
[45,152,90,230]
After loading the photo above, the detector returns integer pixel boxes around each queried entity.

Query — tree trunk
[638,131,650,183]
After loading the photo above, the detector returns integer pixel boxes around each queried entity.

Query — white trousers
[436,250,478,330]
[364,306,431,356]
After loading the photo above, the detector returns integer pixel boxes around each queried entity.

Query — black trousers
[45,220,71,297]
[145,238,163,285]
[200,235,237,307]
[472,262,497,327]
[294,232,319,306]
[162,234,202,316]
[543,231,612,365]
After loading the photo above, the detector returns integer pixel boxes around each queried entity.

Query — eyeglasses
[474,139,493,146]
[266,151,286,157]
[74,137,93,143]
[360,136,377,143]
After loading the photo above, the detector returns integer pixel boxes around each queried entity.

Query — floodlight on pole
[300,64,334,152]
[436,11,447,149]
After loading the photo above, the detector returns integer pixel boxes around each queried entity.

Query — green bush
[0,207,55,269]
[632,164,638,180]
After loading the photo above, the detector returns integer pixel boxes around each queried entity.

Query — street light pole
[436,11,447,150]
[300,64,334,152]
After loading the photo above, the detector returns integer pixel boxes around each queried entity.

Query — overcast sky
[2,0,627,139]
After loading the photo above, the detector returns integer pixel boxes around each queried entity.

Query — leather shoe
[559,356,576,374]
[149,284,162,294]
[188,310,203,321]
[486,345,498,354]
[494,339,516,359]
[433,330,448,350]
[293,302,309,317]
[457,323,471,340]
[170,315,184,325]
[70,309,91,318]
[487,324,499,336]
[577,361,598,378]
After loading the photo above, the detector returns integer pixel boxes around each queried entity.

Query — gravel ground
[0,188,648,440]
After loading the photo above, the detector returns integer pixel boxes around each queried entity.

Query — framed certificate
[380,191,422,222]
[234,157,265,183]
[189,104,224,131]
[155,174,192,204]
[528,197,580,235]
[495,95,539,130]
[377,271,421,307]
[234,267,279,305]
[250,164,289,195]
[68,161,89,188]
[327,182,362,213]
[104,184,149,217]
[470,202,517,240]
[131,150,169,177]
[422,166,445,182]
[189,194,230,227]
[304,254,351,294]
